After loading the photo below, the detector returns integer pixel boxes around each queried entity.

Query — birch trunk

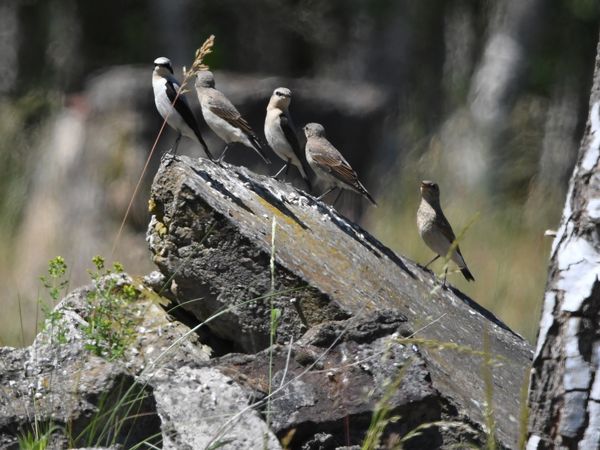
[527,32,600,450]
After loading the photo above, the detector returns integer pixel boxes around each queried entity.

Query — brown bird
[303,123,376,206]
[195,71,270,165]
[417,180,474,284]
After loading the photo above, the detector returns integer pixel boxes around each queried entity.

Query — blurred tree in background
[0,0,598,345]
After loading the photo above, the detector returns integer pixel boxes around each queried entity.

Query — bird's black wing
[165,79,211,158]
[280,113,311,182]
[280,114,303,162]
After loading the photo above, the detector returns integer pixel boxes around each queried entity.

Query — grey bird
[152,57,212,159]
[264,88,311,190]
[195,71,270,164]
[417,180,475,284]
[303,123,376,206]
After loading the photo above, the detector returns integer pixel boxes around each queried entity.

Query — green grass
[362,364,407,449]
[17,422,59,450]
[265,216,281,449]
[0,92,61,347]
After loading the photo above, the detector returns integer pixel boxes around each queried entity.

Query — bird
[194,71,270,165]
[152,57,213,160]
[417,180,475,285]
[264,88,311,190]
[303,123,376,206]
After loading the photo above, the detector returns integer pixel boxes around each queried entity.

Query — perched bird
[264,88,311,190]
[417,180,475,285]
[303,123,376,206]
[152,57,212,159]
[195,71,270,165]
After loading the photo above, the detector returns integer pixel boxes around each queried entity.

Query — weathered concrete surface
[148,153,533,448]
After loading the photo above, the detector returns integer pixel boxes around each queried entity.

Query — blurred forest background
[0,0,598,346]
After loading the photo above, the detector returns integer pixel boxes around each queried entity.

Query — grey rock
[0,272,285,449]
[154,366,281,450]
[301,433,336,449]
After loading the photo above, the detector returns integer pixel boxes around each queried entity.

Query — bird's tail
[192,126,214,161]
[357,181,377,206]
[249,134,271,165]
[298,159,313,192]
[460,266,475,282]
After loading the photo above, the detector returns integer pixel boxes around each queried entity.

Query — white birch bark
[527,33,600,450]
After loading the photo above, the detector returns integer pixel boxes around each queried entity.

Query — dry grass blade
[184,34,215,78]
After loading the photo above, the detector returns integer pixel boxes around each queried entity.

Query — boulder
[146,154,533,448]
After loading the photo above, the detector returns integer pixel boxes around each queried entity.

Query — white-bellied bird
[152,57,212,159]
[264,87,311,190]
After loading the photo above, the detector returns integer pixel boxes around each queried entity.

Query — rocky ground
[0,154,532,449]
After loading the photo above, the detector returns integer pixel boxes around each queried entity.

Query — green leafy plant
[82,256,140,360]
[40,256,68,302]
[39,256,69,344]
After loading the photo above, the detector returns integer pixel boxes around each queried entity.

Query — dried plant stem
[110,118,169,258]
[110,35,215,258]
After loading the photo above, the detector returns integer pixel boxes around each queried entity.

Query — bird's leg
[317,186,337,201]
[332,189,343,207]
[218,145,230,164]
[273,161,289,179]
[442,267,448,289]
[284,159,291,175]
[172,133,182,155]
[424,255,440,269]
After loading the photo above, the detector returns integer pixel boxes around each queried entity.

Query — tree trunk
[527,32,600,449]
